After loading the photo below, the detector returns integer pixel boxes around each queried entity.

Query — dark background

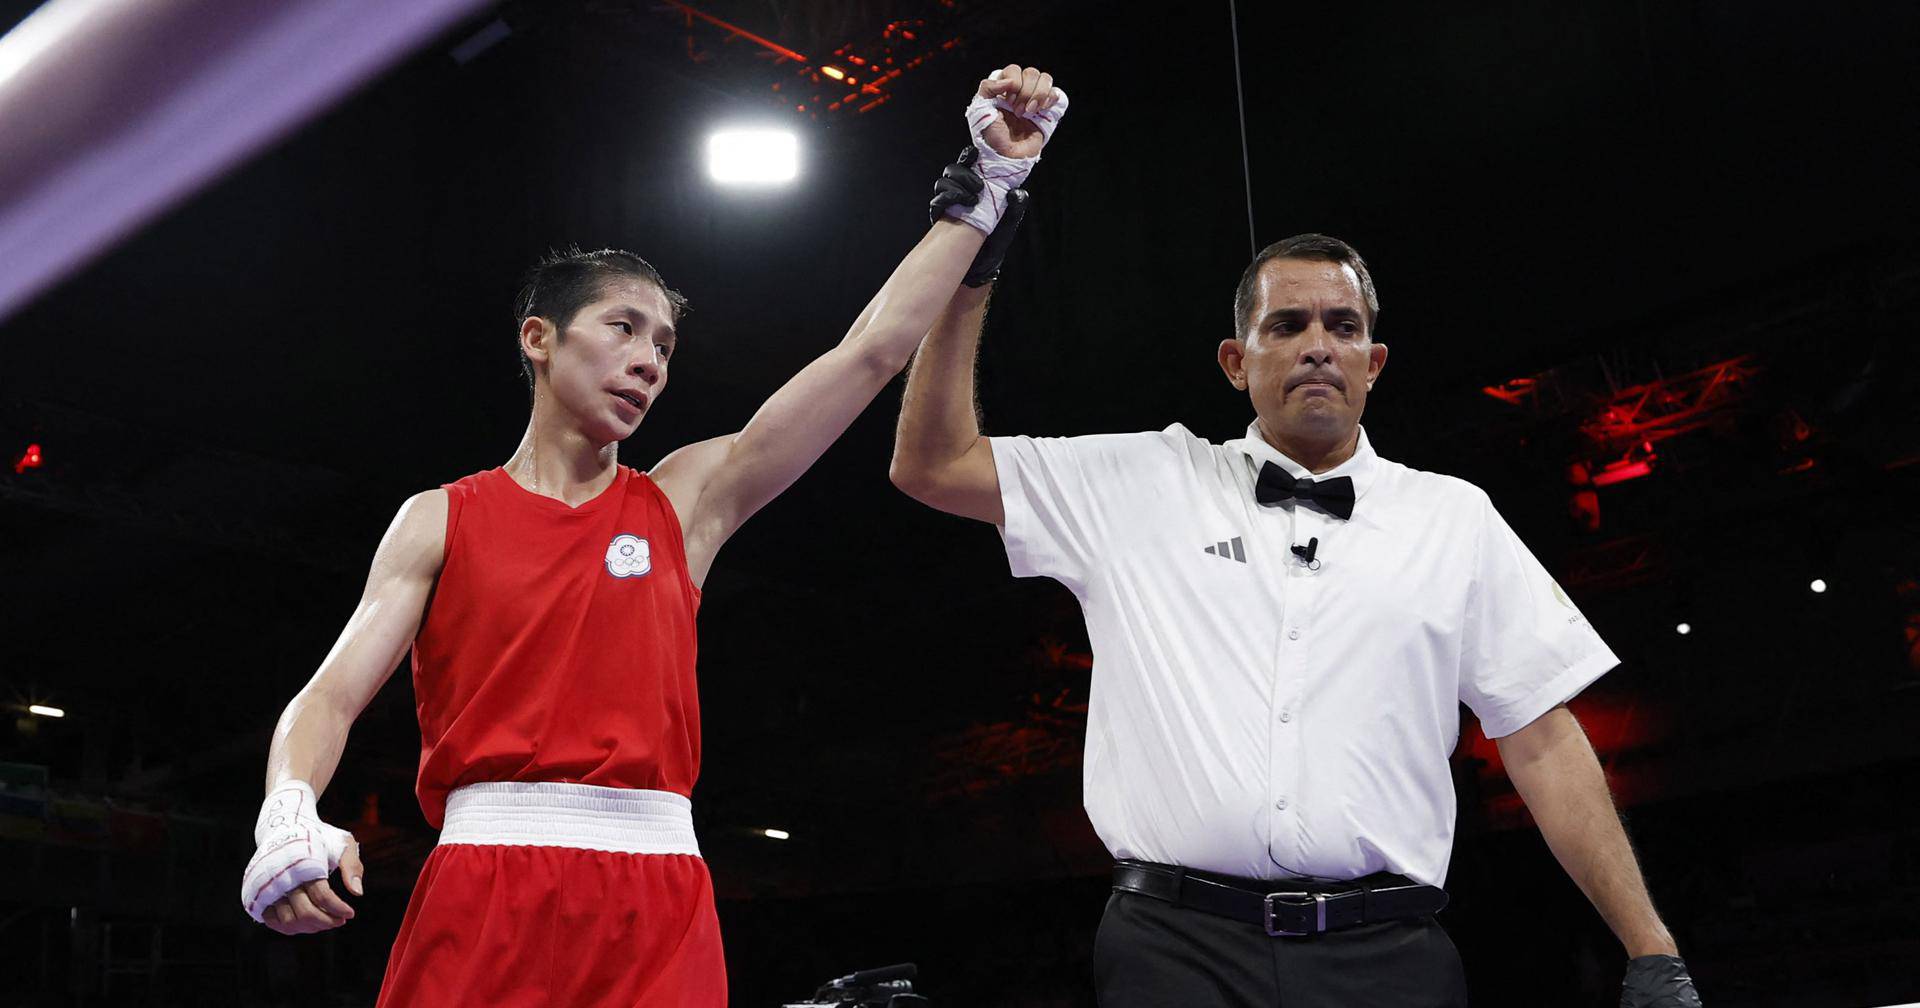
[3,1,1919,1005]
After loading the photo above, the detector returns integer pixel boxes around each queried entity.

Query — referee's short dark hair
[1232,234,1380,337]
[514,246,689,393]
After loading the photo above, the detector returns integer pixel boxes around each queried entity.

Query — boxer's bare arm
[889,283,1004,525]
[651,219,983,589]
[654,65,1061,586]
[267,489,446,794]
[255,488,445,934]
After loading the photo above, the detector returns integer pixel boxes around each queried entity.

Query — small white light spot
[1809,579,1827,594]
[28,704,65,718]
[761,828,790,840]
[1675,623,1691,636]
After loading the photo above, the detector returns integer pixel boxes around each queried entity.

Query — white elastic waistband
[439,782,701,857]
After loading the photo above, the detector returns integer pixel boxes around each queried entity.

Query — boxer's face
[1220,257,1387,451]
[523,278,675,443]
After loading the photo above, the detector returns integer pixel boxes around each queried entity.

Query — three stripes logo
[1203,536,1247,563]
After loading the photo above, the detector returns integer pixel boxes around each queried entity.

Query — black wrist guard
[1620,954,1702,1008]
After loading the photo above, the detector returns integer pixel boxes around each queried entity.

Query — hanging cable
[1227,0,1257,259]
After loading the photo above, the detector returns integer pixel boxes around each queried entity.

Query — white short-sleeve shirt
[989,422,1618,886]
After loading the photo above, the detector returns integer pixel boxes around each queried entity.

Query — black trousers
[1093,890,1470,1008]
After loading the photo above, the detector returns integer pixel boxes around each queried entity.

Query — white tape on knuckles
[946,70,1069,235]
[240,780,353,922]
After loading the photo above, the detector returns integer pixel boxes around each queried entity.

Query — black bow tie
[1255,462,1356,520]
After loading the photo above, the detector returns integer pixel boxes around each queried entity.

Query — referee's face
[1220,258,1388,461]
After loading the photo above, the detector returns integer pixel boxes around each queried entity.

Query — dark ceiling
[3,1,1918,1003]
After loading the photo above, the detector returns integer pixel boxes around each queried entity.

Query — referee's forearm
[893,284,991,474]
[1501,710,1678,957]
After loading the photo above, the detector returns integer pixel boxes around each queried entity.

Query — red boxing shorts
[375,783,726,1008]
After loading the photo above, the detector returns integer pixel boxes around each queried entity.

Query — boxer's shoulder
[397,486,450,527]
[374,488,449,576]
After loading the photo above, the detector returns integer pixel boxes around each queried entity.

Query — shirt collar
[1224,422,1381,504]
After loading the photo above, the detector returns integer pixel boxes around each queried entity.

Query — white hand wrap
[947,71,1070,235]
[240,780,354,923]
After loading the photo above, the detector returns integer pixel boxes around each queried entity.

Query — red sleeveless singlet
[409,465,702,828]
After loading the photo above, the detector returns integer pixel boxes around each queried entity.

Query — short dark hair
[513,246,689,392]
[1232,233,1380,337]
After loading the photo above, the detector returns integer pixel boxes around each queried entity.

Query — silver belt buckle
[1262,891,1327,936]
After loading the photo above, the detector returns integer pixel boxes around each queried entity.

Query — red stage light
[1591,459,1653,486]
[13,443,42,474]
[666,3,956,118]
[659,0,808,63]
[1569,489,1602,531]
[1480,378,1537,406]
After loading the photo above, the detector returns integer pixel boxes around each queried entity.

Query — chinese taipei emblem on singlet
[605,533,651,578]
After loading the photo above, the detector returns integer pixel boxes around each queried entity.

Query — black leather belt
[1111,859,1449,937]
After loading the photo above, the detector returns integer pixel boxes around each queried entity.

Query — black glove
[928,146,984,221]
[1620,954,1701,1008]
[927,146,1030,288]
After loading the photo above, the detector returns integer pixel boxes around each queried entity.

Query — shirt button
[1274,798,1289,811]
[1279,710,1292,723]
[1287,629,1301,640]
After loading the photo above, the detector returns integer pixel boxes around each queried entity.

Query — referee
[890,232,1701,1006]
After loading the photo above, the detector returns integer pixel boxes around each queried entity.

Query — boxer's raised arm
[654,65,1064,583]
[889,283,1003,525]
[653,218,986,588]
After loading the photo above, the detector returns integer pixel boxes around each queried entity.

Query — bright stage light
[707,129,798,185]
[1810,578,1827,594]
[28,704,65,718]
[761,828,790,840]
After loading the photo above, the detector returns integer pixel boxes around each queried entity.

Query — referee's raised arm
[890,281,1004,525]
[892,63,1067,527]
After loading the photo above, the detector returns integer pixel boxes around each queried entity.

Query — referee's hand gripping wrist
[928,146,1030,287]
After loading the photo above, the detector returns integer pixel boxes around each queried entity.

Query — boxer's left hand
[1620,954,1702,1008]
[977,63,1063,160]
[947,65,1065,235]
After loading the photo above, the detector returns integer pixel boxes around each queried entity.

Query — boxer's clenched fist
[976,64,1065,160]
[945,64,1067,236]
[241,780,364,935]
